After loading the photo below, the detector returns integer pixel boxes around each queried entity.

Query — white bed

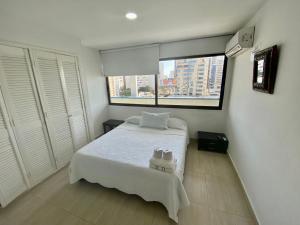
[69,122,190,222]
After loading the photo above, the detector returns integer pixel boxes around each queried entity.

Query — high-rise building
[108,76,124,97]
[207,56,224,96]
[174,58,197,96]
[173,56,224,97]
[174,58,209,96]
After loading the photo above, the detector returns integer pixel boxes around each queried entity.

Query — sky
[160,60,175,77]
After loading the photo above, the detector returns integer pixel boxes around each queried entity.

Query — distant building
[110,56,224,98]
[174,58,206,96]
[173,56,224,97]
[159,78,176,96]
[137,75,155,90]
[208,56,224,96]
[121,75,155,97]
[108,76,123,97]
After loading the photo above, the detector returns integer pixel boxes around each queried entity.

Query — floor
[0,141,257,225]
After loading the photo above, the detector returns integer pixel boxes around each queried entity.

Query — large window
[106,54,227,109]
[158,55,226,107]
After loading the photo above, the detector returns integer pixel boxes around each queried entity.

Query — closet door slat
[0,90,28,206]
[60,56,89,149]
[0,45,55,186]
[31,51,74,169]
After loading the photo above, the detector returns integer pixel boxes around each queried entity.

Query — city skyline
[108,56,225,101]
[158,56,225,98]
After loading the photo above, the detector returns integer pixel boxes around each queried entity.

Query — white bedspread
[69,123,190,222]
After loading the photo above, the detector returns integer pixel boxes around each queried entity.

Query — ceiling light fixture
[126,12,137,20]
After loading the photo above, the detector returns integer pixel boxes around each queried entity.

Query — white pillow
[167,117,187,130]
[140,112,170,130]
[125,116,141,125]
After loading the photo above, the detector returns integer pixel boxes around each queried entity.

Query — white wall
[78,47,108,137]
[0,16,108,138]
[108,36,233,138]
[226,0,300,225]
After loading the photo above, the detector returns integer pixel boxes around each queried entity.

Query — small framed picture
[253,45,279,94]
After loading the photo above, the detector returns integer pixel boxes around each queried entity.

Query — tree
[138,85,152,93]
[120,87,131,96]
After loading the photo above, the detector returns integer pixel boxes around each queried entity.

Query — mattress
[69,123,190,222]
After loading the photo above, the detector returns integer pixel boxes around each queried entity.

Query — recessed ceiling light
[126,12,137,20]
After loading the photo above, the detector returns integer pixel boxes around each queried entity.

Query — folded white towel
[163,150,173,161]
[153,148,163,159]
[149,157,177,174]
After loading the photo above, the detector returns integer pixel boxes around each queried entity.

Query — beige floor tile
[0,193,46,225]
[223,178,253,218]
[130,200,157,225]
[69,185,112,223]
[151,202,176,225]
[66,182,106,215]
[94,189,128,225]
[0,211,9,225]
[185,143,213,175]
[48,180,89,211]
[108,195,145,225]
[25,202,91,225]
[58,214,91,225]
[0,140,256,225]
[30,168,68,200]
[179,203,211,225]
[210,154,238,182]
[205,173,252,218]
[209,208,256,225]
[183,172,208,205]
[205,174,228,212]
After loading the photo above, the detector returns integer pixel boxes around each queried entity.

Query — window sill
[108,102,223,110]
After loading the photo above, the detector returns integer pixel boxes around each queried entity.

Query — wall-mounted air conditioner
[225,27,255,57]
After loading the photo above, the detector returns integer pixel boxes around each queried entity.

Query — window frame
[106,53,228,110]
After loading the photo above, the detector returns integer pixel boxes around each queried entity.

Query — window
[158,55,226,107]
[107,75,156,105]
[106,54,227,109]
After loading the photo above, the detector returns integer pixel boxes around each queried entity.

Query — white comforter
[69,123,190,222]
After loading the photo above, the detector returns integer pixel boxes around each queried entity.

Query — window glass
[158,55,225,107]
[106,54,227,109]
[108,75,155,105]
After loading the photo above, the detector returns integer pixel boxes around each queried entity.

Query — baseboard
[228,152,261,225]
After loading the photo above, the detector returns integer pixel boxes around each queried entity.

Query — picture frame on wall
[253,45,279,94]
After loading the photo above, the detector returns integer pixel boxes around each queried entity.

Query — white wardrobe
[0,43,89,207]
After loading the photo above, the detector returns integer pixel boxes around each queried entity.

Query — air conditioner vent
[225,27,255,57]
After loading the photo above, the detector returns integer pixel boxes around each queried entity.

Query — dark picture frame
[253,45,279,94]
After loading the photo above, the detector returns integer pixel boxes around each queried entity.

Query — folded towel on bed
[163,150,173,161]
[153,148,163,159]
[149,155,177,174]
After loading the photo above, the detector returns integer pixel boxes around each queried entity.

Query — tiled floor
[0,141,257,225]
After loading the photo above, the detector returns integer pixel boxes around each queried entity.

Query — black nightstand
[103,119,124,133]
[198,131,229,154]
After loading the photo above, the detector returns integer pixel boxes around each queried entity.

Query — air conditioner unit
[225,27,255,57]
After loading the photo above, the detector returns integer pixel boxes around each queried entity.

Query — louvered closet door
[0,88,28,207]
[0,45,55,186]
[31,50,74,169]
[59,55,89,150]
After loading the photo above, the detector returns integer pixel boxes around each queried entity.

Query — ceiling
[0,0,266,50]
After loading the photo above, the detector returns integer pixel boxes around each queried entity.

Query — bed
[69,121,190,222]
